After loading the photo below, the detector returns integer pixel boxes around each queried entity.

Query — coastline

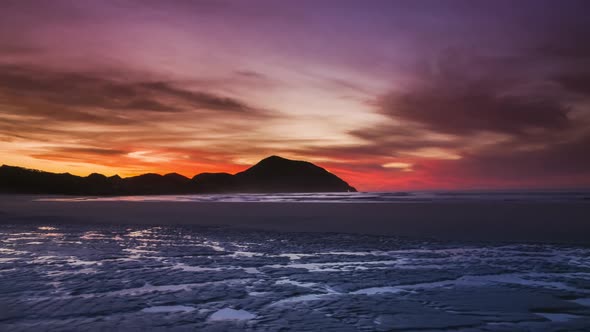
[1,195,589,244]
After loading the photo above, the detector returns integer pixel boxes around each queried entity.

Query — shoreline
[1,195,589,244]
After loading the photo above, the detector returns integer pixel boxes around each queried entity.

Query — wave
[37,190,590,203]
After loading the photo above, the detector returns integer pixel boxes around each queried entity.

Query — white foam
[142,305,195,313]
[248,291,270,296]
[267,260,398,272]
[535,313,581,322]
[101,283,203,296]
[67,258,101,266]
[0,257,17,263]
[40,233,62,238]
[127,230,152,238]
[270,293,333,306]
[80,231,107,240]
[232,251,261,258]
[7,237,39,241]
[171,263,260,274]
[571,298,590,307]
[208,308,255,321]
[173,263,225,272]
[243,267,260,274]
[0,248,28,255]
[324,251,374,256]
[77,268,98,274]
[276,279,318,288]
[278,253,315,260]
[351,287,406,295]
[47,268,98,276]
[99,278,251,297]
[204,241,224,252]
[123,248,158,254]
[38,226,57,231]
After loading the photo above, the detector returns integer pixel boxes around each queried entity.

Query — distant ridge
[0,155,356,195]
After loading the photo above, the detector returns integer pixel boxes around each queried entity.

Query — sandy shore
[0,195,589,244]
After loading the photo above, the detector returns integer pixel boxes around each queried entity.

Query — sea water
[37,190,590,203]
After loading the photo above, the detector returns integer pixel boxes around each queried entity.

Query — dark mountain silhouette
[233,155,355,192]
[192,172,236,193]
[0,155,356,195]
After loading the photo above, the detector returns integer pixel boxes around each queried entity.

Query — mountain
[0,156,356,195]
[233,155,355,192]
[192,172,236,193]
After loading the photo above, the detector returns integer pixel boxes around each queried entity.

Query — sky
[1,0,589,191]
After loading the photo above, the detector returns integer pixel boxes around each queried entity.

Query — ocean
[37,190,590,203]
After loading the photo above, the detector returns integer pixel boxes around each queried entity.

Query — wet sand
[3,223,590,330]
[0,195,589,244]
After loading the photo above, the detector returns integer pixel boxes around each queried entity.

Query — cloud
[136,81,255,113]
[426,132,590,188]
[234,70,268,80]
[554,72,590,96]
[53,147,127,156]
[286,38,590,189]
[1,0,590,189]
[0,64,265,116]
[0,62,282,177]
[0,44,40,57]
[379,84,571,137]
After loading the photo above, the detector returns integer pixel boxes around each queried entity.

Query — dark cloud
[428,133,590,185]
[26,147,128,166]
[52,147,127,156]
[532,15,590,60]
[554,73,590,96]
[138,82,252,113]
[300,32,590,187]
[379,85,571,137]
[234,70,268,80]
[0,63,277,168]
[290,126,461,160]
[0,64,265,119]
[0,44,40,57]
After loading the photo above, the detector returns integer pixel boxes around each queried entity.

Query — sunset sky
[1,0,589,191]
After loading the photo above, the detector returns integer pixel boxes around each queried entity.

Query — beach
[2,195,590,330]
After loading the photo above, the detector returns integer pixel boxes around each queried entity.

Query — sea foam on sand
[208,308,256,321]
